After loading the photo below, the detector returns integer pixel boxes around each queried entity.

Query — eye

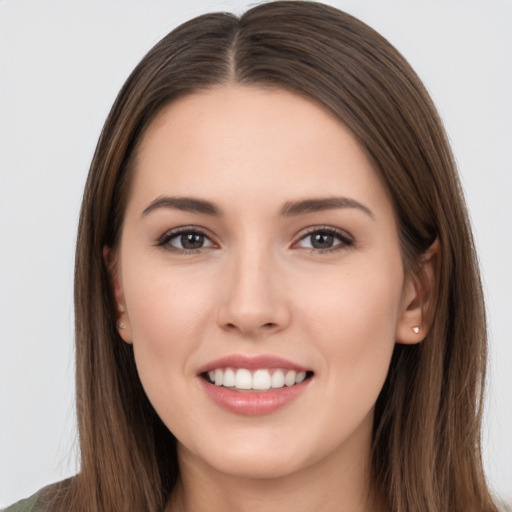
[157,228,215,252]
[295,227,353,252]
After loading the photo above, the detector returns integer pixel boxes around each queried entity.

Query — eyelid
[155,224,354,254]
[292,225,354,252]
[155,225,217,252]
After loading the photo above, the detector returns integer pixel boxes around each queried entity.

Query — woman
[3,1,502,511]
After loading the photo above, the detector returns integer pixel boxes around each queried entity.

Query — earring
[117,323,125,330]
[412,326,420,334]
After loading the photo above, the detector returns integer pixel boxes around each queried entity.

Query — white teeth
[284,370,296,387]
[235,368,252,389]
[253,369,271,390]
[295,371,306,384]
[206,367,309,390]
[271,369,285,388]
[223,367,236,387]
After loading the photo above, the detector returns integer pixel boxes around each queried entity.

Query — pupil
[181,233,204,249]
[312,232,333,249]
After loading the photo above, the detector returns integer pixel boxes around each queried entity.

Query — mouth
[201,367,314,392]
[197,355,314,415]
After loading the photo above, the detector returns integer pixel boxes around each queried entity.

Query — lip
[197,354,310,374]
[198,377,311,416]
[197,354,313,416]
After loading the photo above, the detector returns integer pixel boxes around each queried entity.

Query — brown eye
[158,228,214,252]
[296,227,353,252]
[310,232,335,249]
[179,232,206,249]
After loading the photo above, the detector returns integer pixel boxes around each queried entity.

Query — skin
[109,85,432,512]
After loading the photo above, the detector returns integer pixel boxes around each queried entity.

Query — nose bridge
[217,236,289,336]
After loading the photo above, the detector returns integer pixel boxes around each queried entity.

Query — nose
[216,247,291,338]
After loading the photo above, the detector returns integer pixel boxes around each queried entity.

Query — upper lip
[197,354,311,374]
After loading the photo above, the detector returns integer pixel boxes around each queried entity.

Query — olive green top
[1,490,44,512]
[1,479,72,512]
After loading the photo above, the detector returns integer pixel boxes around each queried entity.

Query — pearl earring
[117,323,125,330]
[412,326,420,334]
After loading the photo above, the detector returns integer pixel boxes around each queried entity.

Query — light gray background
[1,0,511,507]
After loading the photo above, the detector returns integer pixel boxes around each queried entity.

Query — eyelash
[296,226,354,253]
[156,225,354,254]
[156,227,213,254]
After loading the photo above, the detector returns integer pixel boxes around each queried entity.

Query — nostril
[224,322,276,330]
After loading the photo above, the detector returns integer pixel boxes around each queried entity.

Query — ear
[103,246,133,344]
[395,238,440,344]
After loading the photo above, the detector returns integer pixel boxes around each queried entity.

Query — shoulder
[2,479,73,512]
[2,491,43,512]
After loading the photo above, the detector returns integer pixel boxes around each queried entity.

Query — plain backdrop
[1,0,511,507]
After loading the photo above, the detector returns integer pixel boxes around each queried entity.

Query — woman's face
[112,86,420,480]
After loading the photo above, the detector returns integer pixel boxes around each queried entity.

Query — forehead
[128,85,392,218]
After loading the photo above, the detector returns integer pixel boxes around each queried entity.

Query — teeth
[223,368,235,387]
[284,370,296,387]
[235,368,252,389]
[253,369,271,390]
[271,369,285,388]
[206,367,309,390]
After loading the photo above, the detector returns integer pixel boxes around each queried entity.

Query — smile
[204,367,310,391]
[197,355,314,415]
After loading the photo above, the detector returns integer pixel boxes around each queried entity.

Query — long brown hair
[52,2,497,511]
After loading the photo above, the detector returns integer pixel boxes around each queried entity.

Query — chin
[178,430,315,480]
[209,451,310,480]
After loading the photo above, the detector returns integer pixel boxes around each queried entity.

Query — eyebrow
[142,196,222,217]
[141,195,374,219]
[280,197,375,219]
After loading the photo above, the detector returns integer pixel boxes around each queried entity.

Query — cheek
[121,265,218,433]
[298,260,402,397]
[121,261,215,382]
[301,259,402,334]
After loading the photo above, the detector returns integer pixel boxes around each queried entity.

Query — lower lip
[198,377,311,416]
